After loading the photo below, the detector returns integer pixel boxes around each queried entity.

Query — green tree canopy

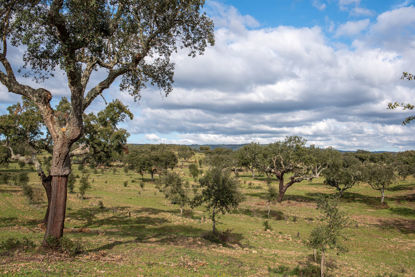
[196,167,243,233]
[0,0,214,243]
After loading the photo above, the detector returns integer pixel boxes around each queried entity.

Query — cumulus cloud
[124,3,415,151]
[1,2,415,151]
[335,19,370,37]
[338,0,374,17]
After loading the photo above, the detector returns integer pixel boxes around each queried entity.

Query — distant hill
[127,143,396,153]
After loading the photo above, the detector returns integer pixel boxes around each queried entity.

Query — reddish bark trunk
[43,176,68,245]
[41,176,52,224]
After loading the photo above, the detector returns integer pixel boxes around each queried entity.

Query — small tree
[197,167,243,233]
[307,196,349,277]
[79,175,90,200]
[189,163,199,180]
[236,142,262,178]
[323,155,362,197]
[178,145,194,167]
[161,172,190,215]
[364,163,395,204]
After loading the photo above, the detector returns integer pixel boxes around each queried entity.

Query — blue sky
[1,0,415,151]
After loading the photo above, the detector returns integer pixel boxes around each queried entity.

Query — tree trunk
[251,167,255,178]
[320,251,325,277]
[381,187,385,204]
[338,188,344,198]
[212,207,216,234]
[42,141,72,246]
[180,207,183,216]
[277,175,287,203]
[150,171,154,181]
[41,176,52,224]
[43,176,68,244]
[313,249,317,262]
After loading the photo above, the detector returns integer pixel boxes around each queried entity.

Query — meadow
[0,153,414,276]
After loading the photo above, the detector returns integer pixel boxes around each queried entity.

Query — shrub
[263,220,272,231]
[123,181,128,187]
[44,236,83,257]
[79,175,90,199]
[98,201,105,209]
[77,163,84,171]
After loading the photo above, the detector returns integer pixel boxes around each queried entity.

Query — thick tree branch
[70,144,89,157]
[4,144,48,181]
[83,66,130,111]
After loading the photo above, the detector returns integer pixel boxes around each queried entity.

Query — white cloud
[351,7,375,16]
[2,2,415,151]
[338,0,374,17]
[122,3,415,151]
[313,0,327,11]
[335,19,370,37]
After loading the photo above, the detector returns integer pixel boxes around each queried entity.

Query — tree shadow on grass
[86,224,209,253]
[232,208,285,220]
[394,193,415,202]
[67,206,169,229]
[389,207,415,217]
[0,216,42,228]
[377,218,415,234]
[308,192,385,208]
[387,183,415,192]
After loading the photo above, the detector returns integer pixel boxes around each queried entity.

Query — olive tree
[364,163,395,204]
[266,136,318,202]
[196,167,243,233]
[323,154,363,197]
[0,0,214,244]
[307,196,349,277]
[236,142,262,178]
[177,145,194,167]
[160,172,190,215]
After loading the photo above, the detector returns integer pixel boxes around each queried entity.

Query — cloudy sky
[1,0,415,151]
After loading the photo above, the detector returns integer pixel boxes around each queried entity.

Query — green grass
[1,160,414,276]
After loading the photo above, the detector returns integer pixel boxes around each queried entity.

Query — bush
[60,237,83,257]
[79,175,90,199]
[123,167,128,173]
[44,236,83,256]
[98,201,105,209]
[263,220,272,231]
[123,181,128,187]
[0,237,35,255]
[77,163,84,171]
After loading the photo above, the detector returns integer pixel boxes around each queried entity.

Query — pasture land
[0,157,414,276]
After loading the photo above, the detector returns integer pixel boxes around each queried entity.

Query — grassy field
[1,156,414,276]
